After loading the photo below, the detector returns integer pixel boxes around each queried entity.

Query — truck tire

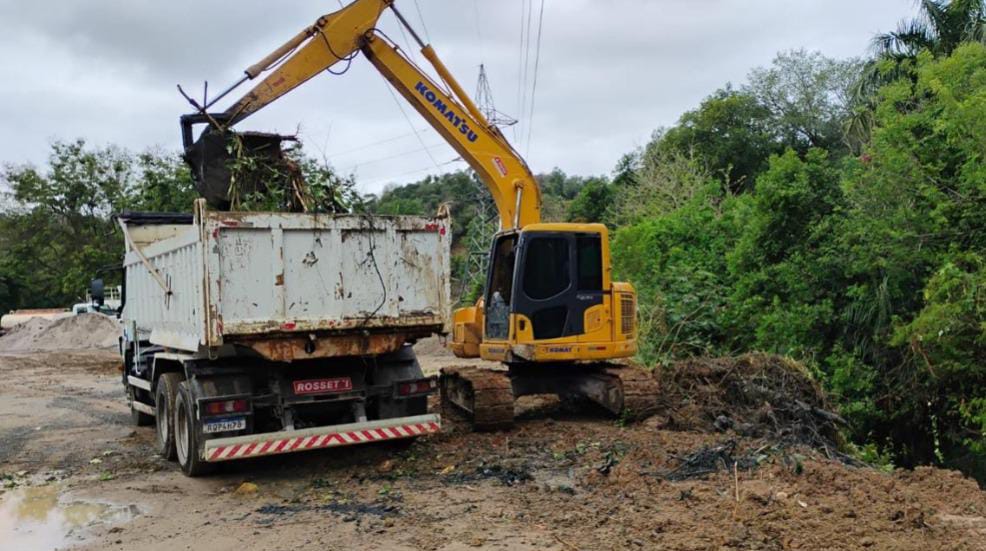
[128,386,153,427]
[155,372,182,460]
[174,380,214,477]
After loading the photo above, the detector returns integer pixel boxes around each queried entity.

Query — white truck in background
[118,199,450,475]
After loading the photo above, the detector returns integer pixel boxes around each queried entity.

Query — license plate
[203,417,246,434]
[293,377,353,396]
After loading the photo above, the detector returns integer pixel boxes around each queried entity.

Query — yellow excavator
[180,0,658,429]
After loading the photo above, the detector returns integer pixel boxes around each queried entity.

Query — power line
[361,157,463,190]
[393,9,424,68]
[514,0,529,142]
[525,0,546,156]
[326,128,429,158]
[412,0,432,43]
[340,142,447,174]
[383,80,441,169]
[472,0,485,61]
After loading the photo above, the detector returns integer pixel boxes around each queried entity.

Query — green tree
[850,0,985,147]
[746,50,862,155]
[0,141,199,314]
[566,177,613,224]
[612,183,744,362]
[875,0,985,59]
[653,89,777,193]
[725,149,845,358]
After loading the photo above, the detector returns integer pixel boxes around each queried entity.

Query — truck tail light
[397,378,437,397]
[204,399,249,416]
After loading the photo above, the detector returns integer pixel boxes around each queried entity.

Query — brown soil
[0,348,983,551]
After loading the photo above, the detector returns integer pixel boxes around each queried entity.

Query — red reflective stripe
[257,441,273,454]
[241,442,258,456]
[360,430,375,440]
[225,444,242,458]
[427,422,440,432]
[273,439,289,452]
[374,429,389,439]
[386,427,402,438]
[289,438,304,450]
[210,448,225,461]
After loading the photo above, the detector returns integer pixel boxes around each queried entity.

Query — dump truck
[118,200,449,475]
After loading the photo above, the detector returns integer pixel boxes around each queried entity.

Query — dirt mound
[0,313,121,352]
[654,353,848,458]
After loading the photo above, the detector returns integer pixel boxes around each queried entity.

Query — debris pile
[184,129,308,212]
[656,354,847,457]
[0,313,121,352]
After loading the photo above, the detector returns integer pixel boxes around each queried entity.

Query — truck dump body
[120,201,451,358]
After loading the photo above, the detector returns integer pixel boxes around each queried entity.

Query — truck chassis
[125,342,439,476]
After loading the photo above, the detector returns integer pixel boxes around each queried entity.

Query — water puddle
[0,484,139,550]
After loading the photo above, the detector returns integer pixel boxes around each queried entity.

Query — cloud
[0,0,910,193]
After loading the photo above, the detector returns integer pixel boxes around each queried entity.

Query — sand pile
[0,313,122,352]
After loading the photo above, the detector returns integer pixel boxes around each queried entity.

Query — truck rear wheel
[175,381,214,477]
[155,372,182,460]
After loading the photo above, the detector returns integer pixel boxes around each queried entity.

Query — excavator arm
[181,0,541,230]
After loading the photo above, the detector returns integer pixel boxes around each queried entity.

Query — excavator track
[602,363,661,419]
[440,366,515,431]
[441,362,660,431]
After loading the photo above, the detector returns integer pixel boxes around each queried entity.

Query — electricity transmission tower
[474,64,517,129]
[458,177,496,303]
[454,65,513,303]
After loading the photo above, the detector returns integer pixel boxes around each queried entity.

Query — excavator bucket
[183,128,302,211]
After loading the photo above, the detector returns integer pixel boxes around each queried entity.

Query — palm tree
[845,0,985,152]
[874,0,985,59]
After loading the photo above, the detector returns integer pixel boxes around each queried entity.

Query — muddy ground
[1,346,985,551]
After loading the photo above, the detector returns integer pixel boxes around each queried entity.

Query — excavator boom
[182,0,541,230]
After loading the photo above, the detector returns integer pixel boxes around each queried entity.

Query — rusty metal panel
[121,227,204,352]
[204,211,451,344]
[122,202,451,355]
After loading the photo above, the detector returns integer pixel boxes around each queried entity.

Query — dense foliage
[0,141,197,312]
[611,42,986,480]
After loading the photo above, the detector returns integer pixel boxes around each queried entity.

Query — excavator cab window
[522,237,570,299]
[485,234,518,340]
[576,235,603,291]
[509,231,606,341]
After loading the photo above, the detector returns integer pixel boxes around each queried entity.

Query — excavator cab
[452,224,637,364]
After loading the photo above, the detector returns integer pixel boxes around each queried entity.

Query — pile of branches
[657,354,850,459]
[184,128,354,213]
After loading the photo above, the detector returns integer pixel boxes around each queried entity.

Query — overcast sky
[0,0,911,195]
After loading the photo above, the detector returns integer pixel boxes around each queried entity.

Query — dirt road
[1,348,984,550]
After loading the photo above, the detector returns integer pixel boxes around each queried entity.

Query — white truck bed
[120,201,451,355]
